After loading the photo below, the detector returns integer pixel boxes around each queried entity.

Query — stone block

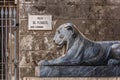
[95,19,120,40]
[106,0,120,5]
[35,66,120,77]
[100,6,120,19]
[46,5,63,18]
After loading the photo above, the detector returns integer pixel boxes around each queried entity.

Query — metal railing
[0,1,19,79]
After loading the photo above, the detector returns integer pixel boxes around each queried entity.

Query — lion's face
[53,23,74,48]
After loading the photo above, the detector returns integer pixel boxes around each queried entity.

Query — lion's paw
[108,59,119,66]
[38,60,49,66]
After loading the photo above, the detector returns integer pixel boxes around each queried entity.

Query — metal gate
[0,0,19,80]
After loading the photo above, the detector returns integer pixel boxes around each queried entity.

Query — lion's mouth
[54,41,67,55]
[55,41,66,49]
[56,43,64,49]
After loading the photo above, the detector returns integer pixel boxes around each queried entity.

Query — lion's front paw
[108,59,119,66]
[38,60,49,66]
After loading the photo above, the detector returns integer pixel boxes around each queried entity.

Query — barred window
[0,0,16,6]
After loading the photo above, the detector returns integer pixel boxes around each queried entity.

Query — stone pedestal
[35,66,120,77]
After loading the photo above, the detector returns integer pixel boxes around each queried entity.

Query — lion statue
[38,23,120,66]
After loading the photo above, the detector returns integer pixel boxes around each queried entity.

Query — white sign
[28,15,52,30]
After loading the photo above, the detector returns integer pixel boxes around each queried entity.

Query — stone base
[23,77,119,80]
[35,66,120,77]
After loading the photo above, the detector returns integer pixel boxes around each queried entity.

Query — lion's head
[53,23,79,49]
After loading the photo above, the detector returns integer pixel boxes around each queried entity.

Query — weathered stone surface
[20,35,55,51]
[106,0,120,5]
[36,66,120,77]
[100,6,120,19]
[95,20,120,40]
[20,67,35,79]
[19,50,61,67]
[46,5,62,18]
[20,35,34,50]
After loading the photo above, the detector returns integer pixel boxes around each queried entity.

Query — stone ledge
[35,66,120,77]
[23,77,117,80]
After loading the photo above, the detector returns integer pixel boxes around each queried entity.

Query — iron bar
[0,1,15,2]
[0,18,17,20]
[9,7,12,80]
[1,7,4,80]
[0,6,17,8]
[13,7,17,80]
[0,26,14,27]
[5,7,8,80]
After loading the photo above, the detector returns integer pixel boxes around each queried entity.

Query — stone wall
[19,0,120,79]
